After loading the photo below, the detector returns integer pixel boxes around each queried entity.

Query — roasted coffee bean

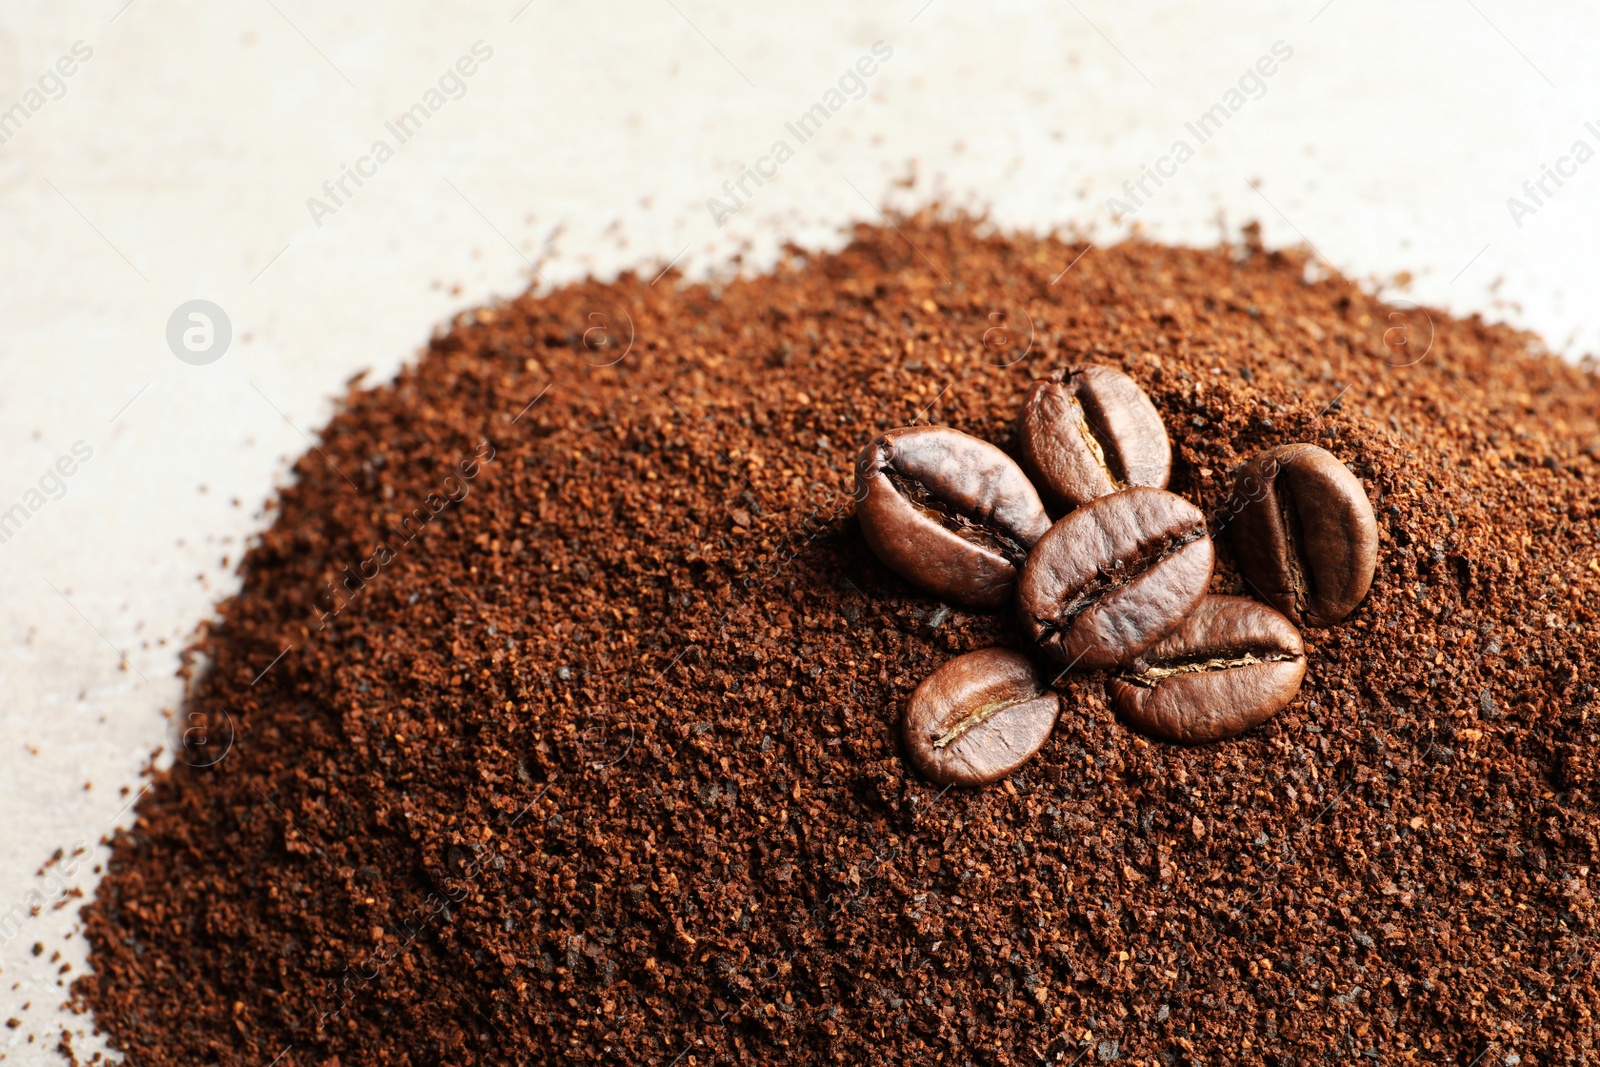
[903,647,1060,787]
[1017,487,1213,669]
[1109,595,1306,744]
[855,425,1051,609]
[1018,365,1171,514]
[1229,443,1377,627]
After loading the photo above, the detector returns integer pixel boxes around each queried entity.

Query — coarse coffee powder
[73,218,1600,1064]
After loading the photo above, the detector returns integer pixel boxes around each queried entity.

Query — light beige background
[1,0,1596,1059]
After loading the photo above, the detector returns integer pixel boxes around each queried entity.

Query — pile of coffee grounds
[74,218,1600,1065]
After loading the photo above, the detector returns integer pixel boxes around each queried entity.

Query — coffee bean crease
[1121,650,1301,688]
[1110,596,1306,744]
[1055,524,1207,625]
[932,694,1028,749]
[1018,365,1171,513]
[1229,443,1377,627]
[1017,487,1214,669]
[884,469,1029,564]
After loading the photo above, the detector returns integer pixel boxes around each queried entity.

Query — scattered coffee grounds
[75,217,1600,1065]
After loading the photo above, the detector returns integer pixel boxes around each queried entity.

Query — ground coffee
[73,217,1600,1064]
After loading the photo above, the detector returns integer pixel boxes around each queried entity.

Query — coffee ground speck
[74,218,1600,1064]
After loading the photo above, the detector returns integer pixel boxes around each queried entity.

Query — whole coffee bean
[1017,487,1213,669]
[1228,443,1377,627]
[903,647,1060,787]
[856,426,1051,609]
[1018,365,1171,514]
[1109,595,1306,744]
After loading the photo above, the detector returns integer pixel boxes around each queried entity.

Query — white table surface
[2,0,1596,1059]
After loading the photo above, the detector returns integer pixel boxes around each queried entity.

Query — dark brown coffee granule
[74,218,1600,1065]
